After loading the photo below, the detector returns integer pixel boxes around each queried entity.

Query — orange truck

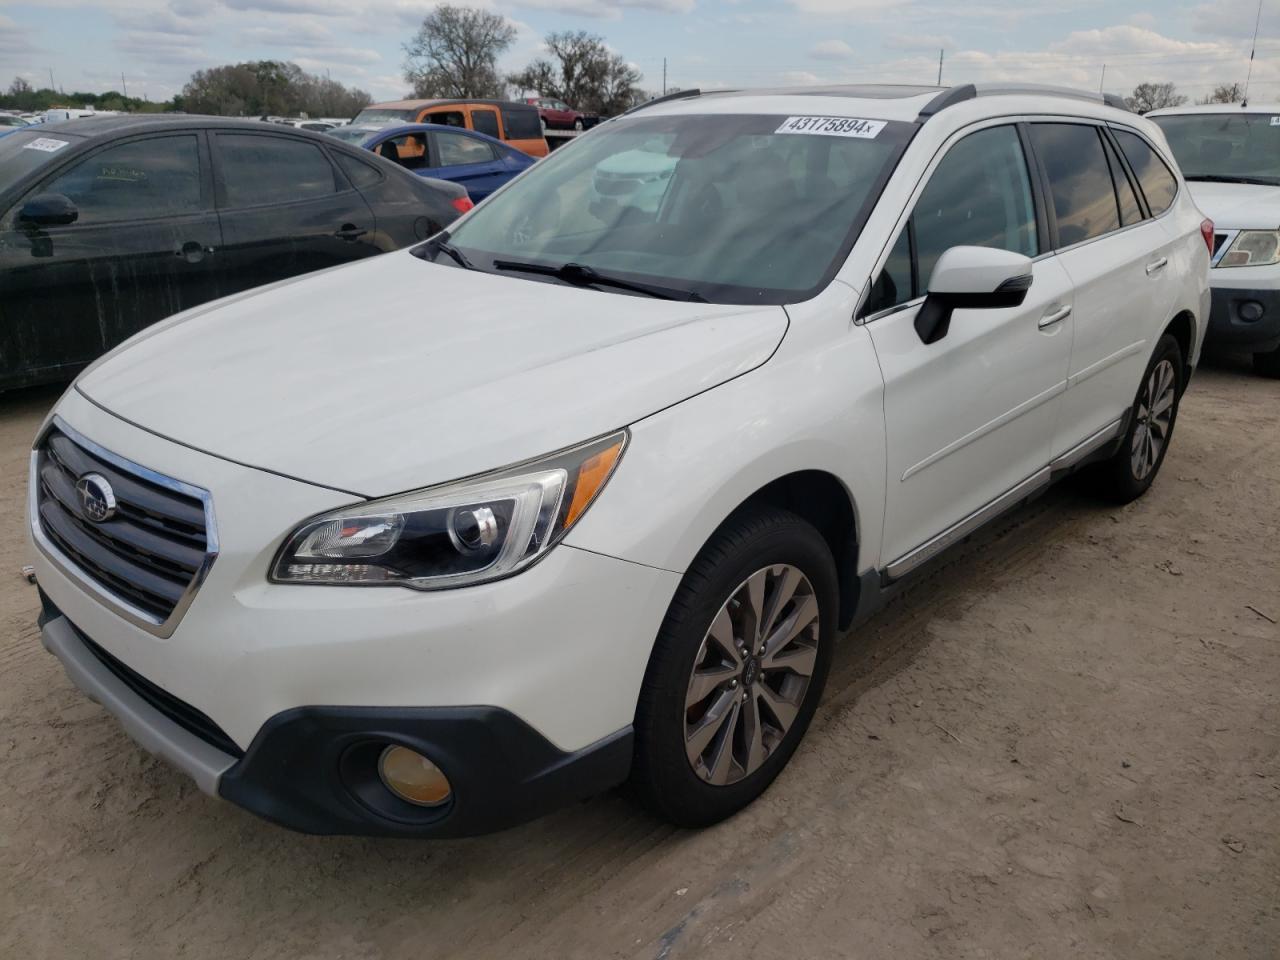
[352,99,549,158]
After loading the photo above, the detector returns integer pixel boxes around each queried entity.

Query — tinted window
[1104,136,1143,226]
[425,110,466,128]
[472,109,500,138]
[913,125,1038,292]
[437,132,494,166]
[334,151,382,189]
[1030,124,1120,247]
[218,134,336,208]
[43,134,201,225]
[501,106,543,140]
[1113,129,1178,216]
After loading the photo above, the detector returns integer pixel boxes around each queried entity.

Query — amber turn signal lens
[564,438,625,528]
[378,745,452,807]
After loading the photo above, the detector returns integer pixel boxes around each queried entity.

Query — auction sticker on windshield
[1272,117,1280,126]
[776,116,887,139]
[23,138,70,153]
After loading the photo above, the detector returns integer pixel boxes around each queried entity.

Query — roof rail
[621,88,703,118]
[917,83,1133,121]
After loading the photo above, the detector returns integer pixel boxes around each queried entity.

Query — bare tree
[508,30,643,116]
[1198,82,1245,104]
[403,4,515,100]
[1125,82,1187,114]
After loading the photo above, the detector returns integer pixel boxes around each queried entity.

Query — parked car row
[0,116,470,391]
[29,83,1235,843]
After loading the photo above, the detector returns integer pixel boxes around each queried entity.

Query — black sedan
[0,116,471,391]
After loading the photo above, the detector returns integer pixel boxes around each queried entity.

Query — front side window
[41,134,201,225]
[437,112,915,304]
[1113,129,1179,215]
[1029,124,1121,247]
[1151,113,1279,187]
[218,134,337,208]
[425,110,466,128]
[436,132,495,166]
[866,124,1037,313]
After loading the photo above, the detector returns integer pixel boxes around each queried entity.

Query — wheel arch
[1162,310,1197,389]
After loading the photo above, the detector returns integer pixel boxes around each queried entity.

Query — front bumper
[40,594,634,837]
[1207,282,1280,353]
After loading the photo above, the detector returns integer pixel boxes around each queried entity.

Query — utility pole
[937,49,944,86]
[48,67,55,91]
[122,72,128,98]
[662,58,667,96]
[1099,63,1106,94]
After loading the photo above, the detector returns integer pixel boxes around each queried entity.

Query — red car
[526,97,587,132]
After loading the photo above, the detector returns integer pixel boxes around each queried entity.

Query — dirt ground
[1,357,1276,960]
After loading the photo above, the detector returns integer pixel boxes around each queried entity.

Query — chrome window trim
[28,415,219,639]
[1210,229,1241,268]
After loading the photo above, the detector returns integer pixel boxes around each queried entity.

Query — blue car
[332,123,535,202]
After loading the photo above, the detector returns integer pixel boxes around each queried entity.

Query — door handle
[1146,257,1169,275]
[1038,305,1072,329]
[175,241,214,264]
[334,224,368,242]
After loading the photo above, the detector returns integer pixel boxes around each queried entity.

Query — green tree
[403,4,515,99]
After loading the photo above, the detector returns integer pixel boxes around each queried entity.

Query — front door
[0,131,221,388]
[211,130,379,296]
[429,130,508,201]
[862,123,1074,570]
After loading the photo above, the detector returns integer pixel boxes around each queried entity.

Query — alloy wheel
[1131,358,1176,481]
[683,564,820,785]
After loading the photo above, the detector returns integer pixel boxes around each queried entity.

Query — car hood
[1185,180,1280,230]
[78,251,787,497]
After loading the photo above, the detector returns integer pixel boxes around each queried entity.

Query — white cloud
[810,39,853,60]
[513,0,694,18]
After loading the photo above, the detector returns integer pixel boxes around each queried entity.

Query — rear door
[429,130,508,201]
[211,130,380,296]
[1028,122,1180,456]
[0,131,221,386]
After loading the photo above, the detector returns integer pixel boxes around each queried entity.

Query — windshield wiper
[1185,174,1280,186]
[413,233,474,270]
[491,259,707,302]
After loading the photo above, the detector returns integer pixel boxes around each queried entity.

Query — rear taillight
[1200,218,1215,254]
[451,196,474,214]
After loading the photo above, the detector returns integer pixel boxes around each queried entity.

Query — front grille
[36,427,212,625]
[73,620,243,758]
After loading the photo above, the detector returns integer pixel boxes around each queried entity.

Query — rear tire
[1090,334,1184,504]
[1254,346,1280,379]
[630,507,837,828]
[574,118,585,132]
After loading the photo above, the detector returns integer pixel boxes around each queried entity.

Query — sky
[0,0,1277,107]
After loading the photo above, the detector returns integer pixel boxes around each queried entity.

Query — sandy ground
[0,358,1277,960]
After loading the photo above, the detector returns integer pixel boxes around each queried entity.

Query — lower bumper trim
[1207,285,1280,351]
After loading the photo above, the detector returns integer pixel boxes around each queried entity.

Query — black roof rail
[621,88,703,118]
[917,84,976,119]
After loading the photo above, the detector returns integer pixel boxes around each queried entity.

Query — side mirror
[19,193,79,227]
[915,246,1034,345]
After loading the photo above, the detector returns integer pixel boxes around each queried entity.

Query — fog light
[378,745,452,807]
[1239,300,1265,323]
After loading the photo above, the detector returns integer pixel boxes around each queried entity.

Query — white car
[31,83,1210,837]
[1148,104,1280,377]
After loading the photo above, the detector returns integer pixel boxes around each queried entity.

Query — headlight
[1220,230,1280,268]
[272,432,626,589]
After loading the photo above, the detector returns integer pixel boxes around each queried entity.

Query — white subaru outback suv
[1147,104,1280,377]
[31,83,1210,837]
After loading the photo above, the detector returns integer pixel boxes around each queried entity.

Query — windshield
[352,108,417,126]
[1152,113,1280,184]
[328,126,379,144]
[0,129,81,190]
[440,112,914,304]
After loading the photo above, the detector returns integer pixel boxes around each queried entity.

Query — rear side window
[1113,130,1178,216]
[866,124,1037,313]
[218,134,337,208]
[333,151,382,189]
[1029,124,1120,247]
[436,132,495,166]
[1103,136,1143,226]
[501,106,543,140]
[471,109,500,139]
[42,134,202,225]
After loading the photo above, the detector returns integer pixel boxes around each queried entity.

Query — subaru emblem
[76,473,117,523]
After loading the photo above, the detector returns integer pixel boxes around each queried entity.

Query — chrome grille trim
[29,416,219,638]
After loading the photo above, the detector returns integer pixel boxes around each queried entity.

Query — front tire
[1091,334,1184,503]
[630,507,837,827]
